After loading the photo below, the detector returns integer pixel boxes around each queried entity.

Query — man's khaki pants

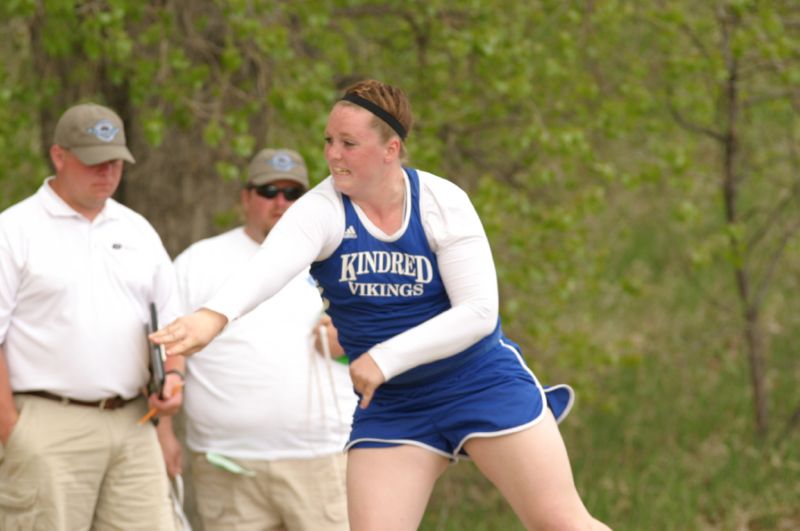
[191,450,349,531]
[0,394,175,531]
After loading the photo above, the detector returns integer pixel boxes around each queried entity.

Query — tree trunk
[735,272,769,435]
[719,17,769,435]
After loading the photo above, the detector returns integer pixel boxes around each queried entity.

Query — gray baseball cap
[53,103,135,165]
[247,148,308,187]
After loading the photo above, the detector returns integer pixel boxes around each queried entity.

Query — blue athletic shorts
[345,338,574,461]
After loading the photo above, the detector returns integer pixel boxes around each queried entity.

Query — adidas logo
[343,225,357,239]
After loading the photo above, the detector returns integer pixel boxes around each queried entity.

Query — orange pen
[137,382,183,425]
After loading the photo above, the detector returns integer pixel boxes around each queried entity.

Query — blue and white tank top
[310,168,500,385]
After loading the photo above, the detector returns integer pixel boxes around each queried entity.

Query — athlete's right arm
[152,181,344,357]
[0,345,18,445]
[204,181,343,321]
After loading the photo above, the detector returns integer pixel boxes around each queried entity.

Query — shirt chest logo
[343,225,357,239]
[338,251,433,283]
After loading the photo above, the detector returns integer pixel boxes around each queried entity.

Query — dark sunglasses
[247,183,305,201]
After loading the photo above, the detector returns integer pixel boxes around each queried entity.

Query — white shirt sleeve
[172,248,194,314]
[0,215,21,343]
[205,179,344,320]
[368,173,500,380]
[146,225,183,326]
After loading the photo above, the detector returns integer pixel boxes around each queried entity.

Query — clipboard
[146,302,166,398]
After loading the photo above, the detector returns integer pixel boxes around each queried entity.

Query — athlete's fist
[349,353,386,409]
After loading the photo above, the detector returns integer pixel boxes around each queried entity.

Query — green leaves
[1,0,797,525]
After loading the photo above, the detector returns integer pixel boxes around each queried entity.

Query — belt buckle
[61,396,70,406]
[98,398,108,410]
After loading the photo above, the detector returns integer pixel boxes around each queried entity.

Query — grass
[419,347,799,530]
[419,211,800,529]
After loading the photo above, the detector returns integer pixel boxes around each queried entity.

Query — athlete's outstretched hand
[149,308,228,357]
[349,353,385,409]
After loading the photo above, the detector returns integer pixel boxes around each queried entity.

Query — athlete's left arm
[367,175,499,381]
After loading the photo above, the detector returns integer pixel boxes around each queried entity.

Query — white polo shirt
[175,227,355,459]
[0,178,181,400]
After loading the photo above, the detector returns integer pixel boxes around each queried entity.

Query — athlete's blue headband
[341,93,407,140]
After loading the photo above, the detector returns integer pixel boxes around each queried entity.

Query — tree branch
[753,216,800,309]
[666,99,725,141]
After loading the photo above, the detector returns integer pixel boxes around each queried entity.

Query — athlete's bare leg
[464,410,612,530]
[346,445,449,531]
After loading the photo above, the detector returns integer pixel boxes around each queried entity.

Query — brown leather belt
[15,391,139,410]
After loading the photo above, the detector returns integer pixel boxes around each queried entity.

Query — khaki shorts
[0,394,175,531]
[191,451,349,531]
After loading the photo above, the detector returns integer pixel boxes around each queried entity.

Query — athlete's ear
[384,137,401,162]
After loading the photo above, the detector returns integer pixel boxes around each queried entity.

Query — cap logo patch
[270,153,294,172]
[87,119,119,142]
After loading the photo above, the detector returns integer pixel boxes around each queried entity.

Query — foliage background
[1,1,799,529]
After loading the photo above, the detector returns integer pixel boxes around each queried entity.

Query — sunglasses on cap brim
[247,183,305,201]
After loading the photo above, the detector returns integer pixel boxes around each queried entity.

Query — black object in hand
[147,302,166,399]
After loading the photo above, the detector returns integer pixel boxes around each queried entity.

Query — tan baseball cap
[247,148,308,187]
[53,103,135,165]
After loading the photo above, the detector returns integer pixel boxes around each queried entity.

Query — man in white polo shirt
[0,102,185,530]
[157,148,356,531]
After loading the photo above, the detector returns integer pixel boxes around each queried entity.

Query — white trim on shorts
[344,437,453,459]
[451,339,573,460]
[345,339,575,463]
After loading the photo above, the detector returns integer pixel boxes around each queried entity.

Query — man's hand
[349,353,385,409]
[149,308,228,357]
[0,411,18,446]
[147,372,184,417]
[0,347,19,445]
[314,315,344,358]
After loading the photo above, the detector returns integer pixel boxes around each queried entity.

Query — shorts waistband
[14,390,139,410]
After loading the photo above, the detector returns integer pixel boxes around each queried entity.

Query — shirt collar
[37,176,121,223]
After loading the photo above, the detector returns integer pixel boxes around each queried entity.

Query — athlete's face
[49,145,123,220]
[324,103,391,198]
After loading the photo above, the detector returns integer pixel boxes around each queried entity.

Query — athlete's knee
[522,506,610,531]
[528,516,612,531]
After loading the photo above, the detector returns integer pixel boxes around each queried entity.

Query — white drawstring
[170,474,193,530]
[315,321,347,495]
[319,324,345,427]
